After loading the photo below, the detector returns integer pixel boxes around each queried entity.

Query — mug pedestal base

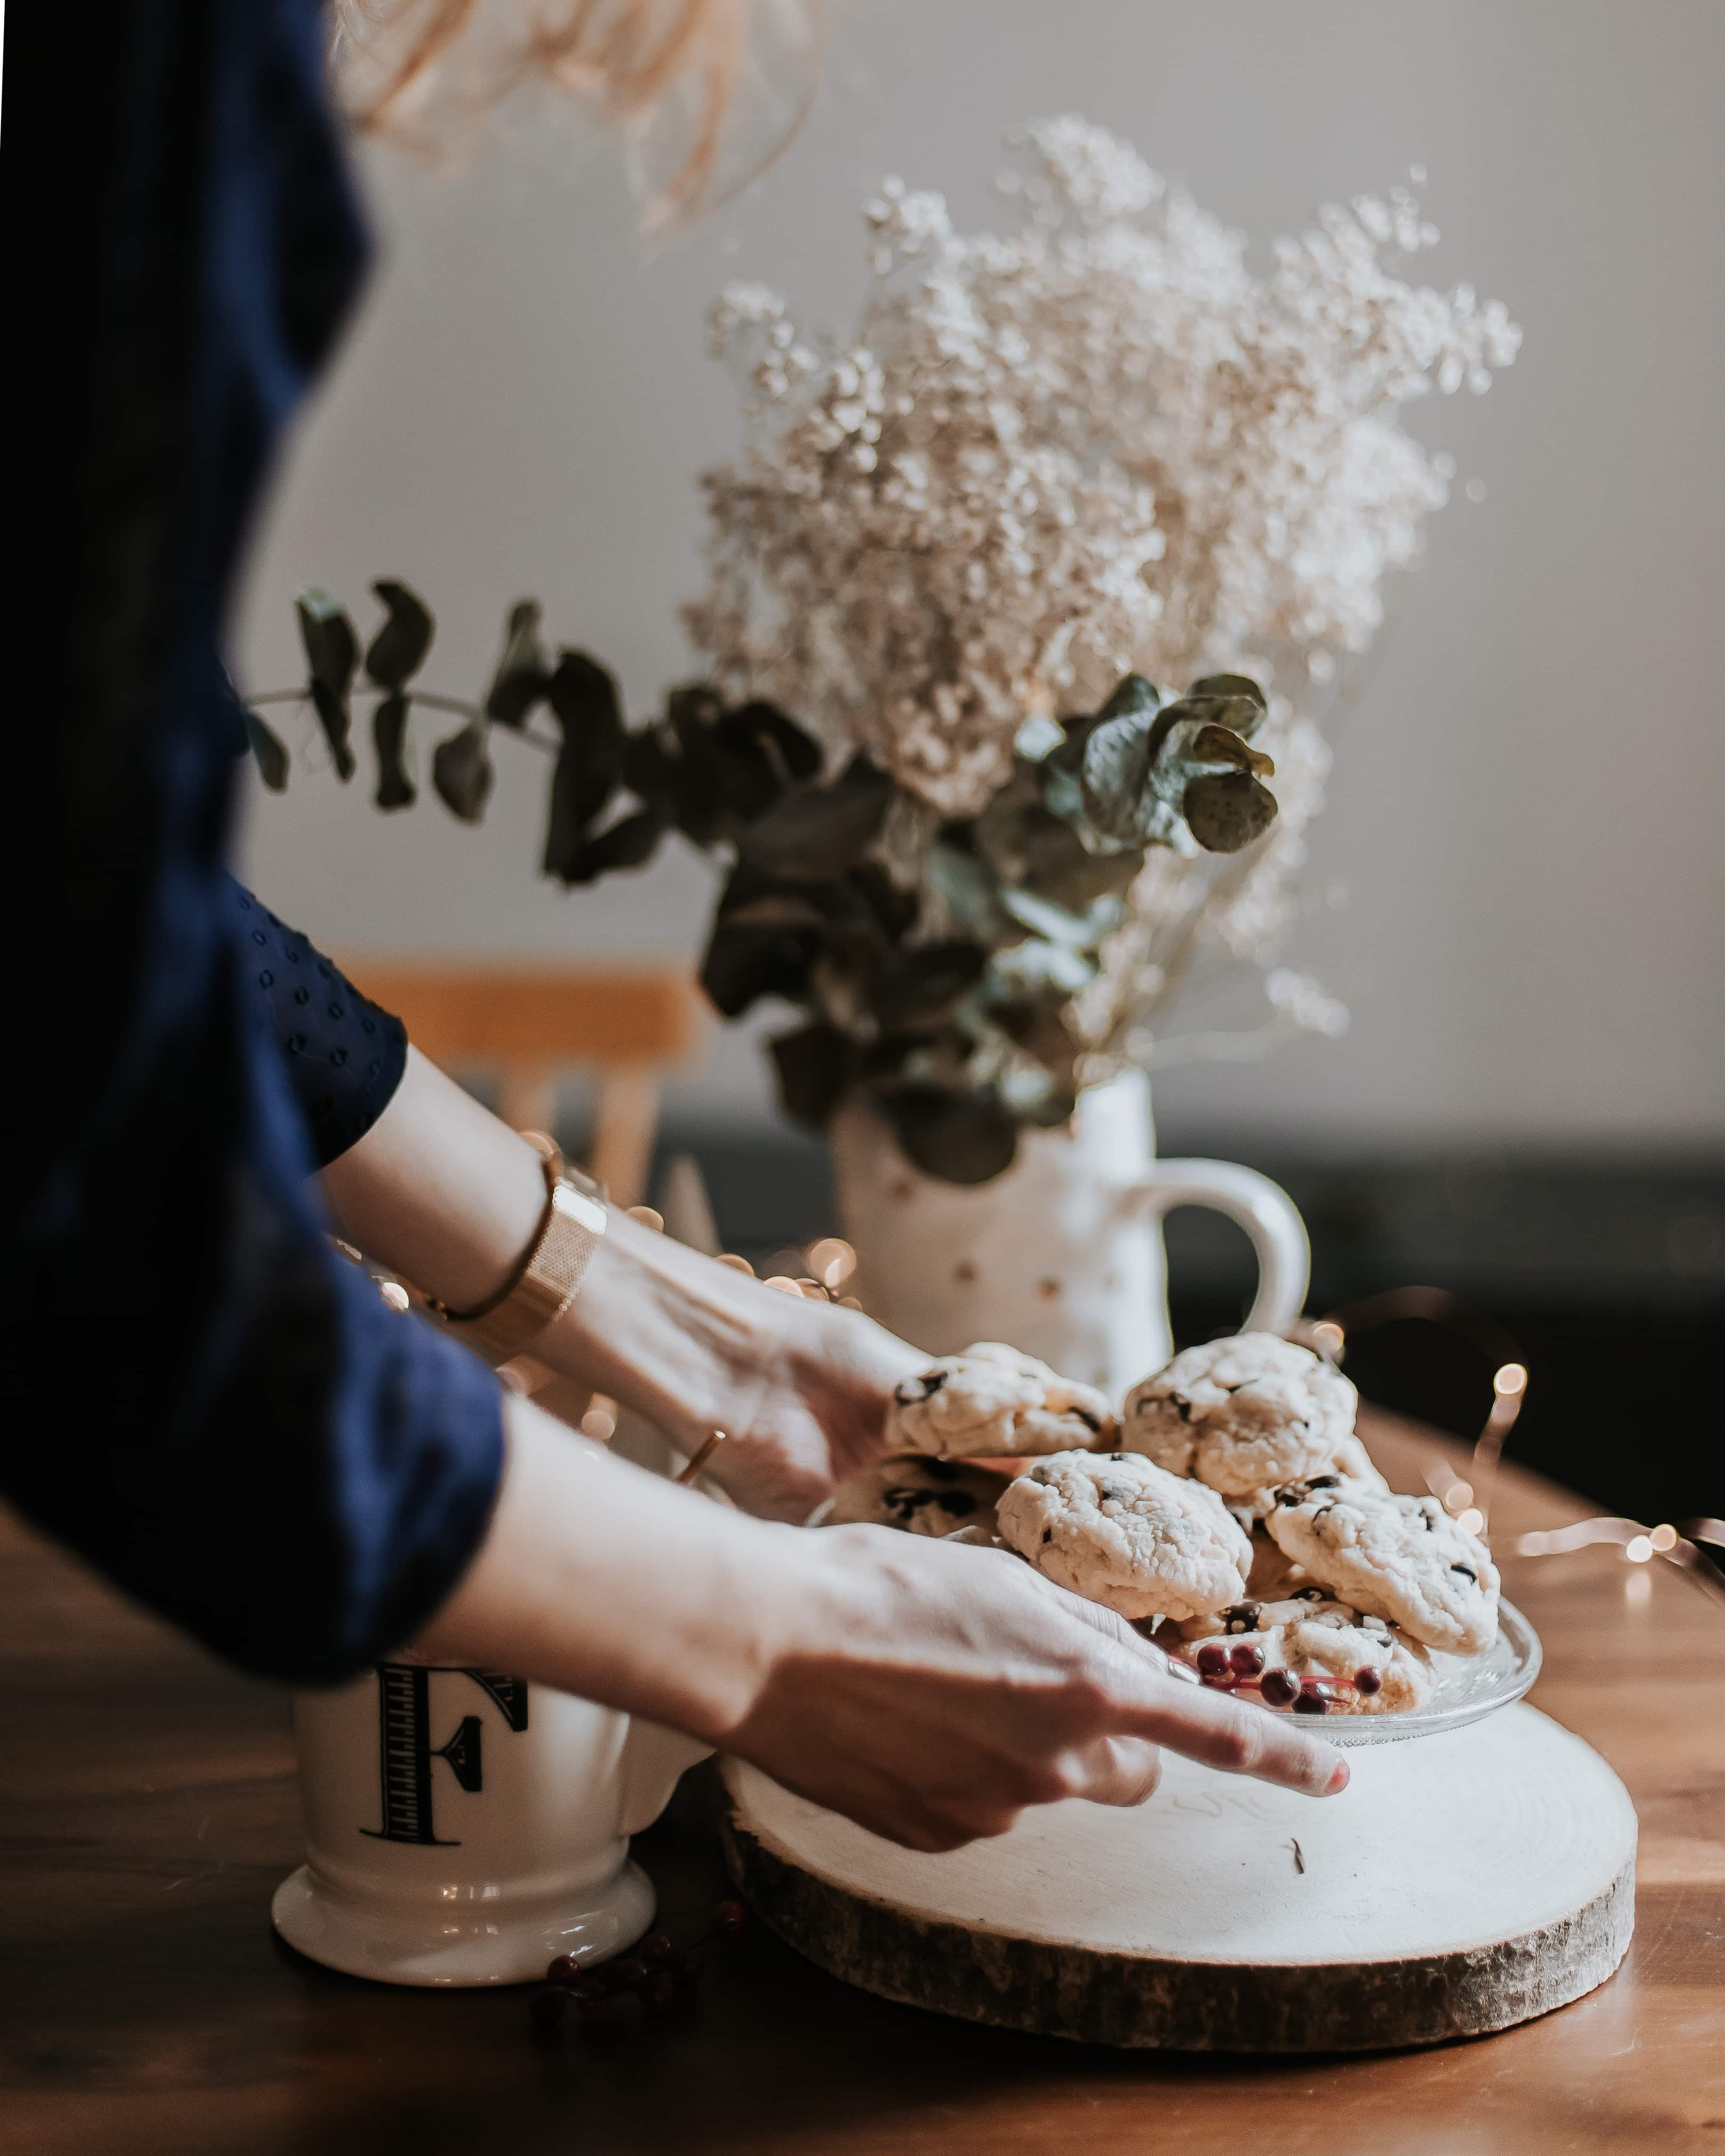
[271,1856,656,1988]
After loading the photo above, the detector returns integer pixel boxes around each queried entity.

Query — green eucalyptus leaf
[996,884,1118,950]
[372,693,415,810]
[484,599,551,729]
[881,1086,1020,1186]
[925,841,1011,941]
[543,650,625,879]
[1098,673,1163,722]
[1175,693,1271,742]
[431,716,493,823]
[308,678,356,783]
[295,590,357,696]
[985,938,1095,997]
[364,580,434,689]
[736,755,893,881]
[769,1023,853,1130]
[1182,769,1279,853]
[555,806,665,887]
[242,705,289,792]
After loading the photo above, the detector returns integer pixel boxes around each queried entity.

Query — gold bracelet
[428,1134,608,1368]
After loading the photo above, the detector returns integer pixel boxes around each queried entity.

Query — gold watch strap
[432,1137,608,1368]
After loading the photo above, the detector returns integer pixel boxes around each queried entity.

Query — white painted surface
[235,0,1725,1149]
[725,1701,1635,1964]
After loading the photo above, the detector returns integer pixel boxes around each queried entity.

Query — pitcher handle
[1124,1159,1310,1340]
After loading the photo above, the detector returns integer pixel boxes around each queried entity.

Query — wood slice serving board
[722,1704,1635,2052]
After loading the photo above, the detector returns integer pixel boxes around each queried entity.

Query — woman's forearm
[319,1047,916,1494]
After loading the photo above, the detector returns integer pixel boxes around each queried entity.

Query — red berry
[715,1900,749,1935]
[1195,1642,1230,1677]
[639,1932,674,1963]
[643,1976,678,2016]
[528,1986,567,2030]
[545,1953,580,1985]
[1353,1665,1382,1695]
[1229,1642,1265,1678]
[1293,1682,1328,1715]
[1259,1668,1299,1707]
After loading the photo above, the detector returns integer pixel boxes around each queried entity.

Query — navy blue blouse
[0,0,505,1683]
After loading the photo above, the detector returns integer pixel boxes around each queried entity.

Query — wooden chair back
[339,960,703,1210]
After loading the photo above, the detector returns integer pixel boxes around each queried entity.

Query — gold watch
[430,1134,608,1367]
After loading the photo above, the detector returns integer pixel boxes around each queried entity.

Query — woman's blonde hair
[335,0,822,228]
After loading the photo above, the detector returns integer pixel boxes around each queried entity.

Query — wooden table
[3,1412,1721,2155]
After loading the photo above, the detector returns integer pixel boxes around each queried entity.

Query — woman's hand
[726,1523,1348,1850]
[418,1401,1347,1856]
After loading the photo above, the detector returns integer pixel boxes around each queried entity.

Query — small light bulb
[1649,1523,1679,1553]
[762,1276,804,1296]
[1456,1507,1486,1536]
[1312,1321,1345,1358]
[715,1253,756,1275]
[627,1205,665,1234]
[809,1237,856,1287]
[1625,1535,1654,1563]
[1446,1481,1474,1513]
[1493,1363,1528,1398]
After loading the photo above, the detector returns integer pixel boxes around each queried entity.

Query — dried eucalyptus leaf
[1182,769,1278,853]
[881,1086,1020,1186]
[484,599,551,729]
[364,580,434,689]
[769,1023,853,1130]
[700,919,820,1017]
[736,755,893,880]
[872,940,988,1029]
[242,706,289,792]
[295,590,357,695]
[555,806,665,887]
[1187,672,1268,731]
[1187,721,1275,777]
[1175,694,1270,742]
[720,699,822,784]
[372,693,415,810]
[309,678,356,784]
[431,717,492,823]
[1098,673,1163,721]
[621,725,679,810]
[543,650,625,879]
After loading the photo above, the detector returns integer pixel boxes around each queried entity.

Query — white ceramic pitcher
[273,1656,709,1987]
[831,1068,1308,1398]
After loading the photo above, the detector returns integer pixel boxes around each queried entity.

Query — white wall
[236,0,1725,1150]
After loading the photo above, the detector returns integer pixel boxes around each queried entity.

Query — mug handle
[1124,1159,1310,1338]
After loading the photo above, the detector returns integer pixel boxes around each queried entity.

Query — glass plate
[1251,1597,1543,1748]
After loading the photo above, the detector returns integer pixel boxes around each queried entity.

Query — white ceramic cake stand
[721,1702,1635,2051]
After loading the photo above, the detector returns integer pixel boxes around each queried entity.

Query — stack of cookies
[838,1331,1501,1719]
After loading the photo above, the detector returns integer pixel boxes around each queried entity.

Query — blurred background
[236,0,1724,1523]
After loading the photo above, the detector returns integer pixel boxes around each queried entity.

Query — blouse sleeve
[222,877,409,1168]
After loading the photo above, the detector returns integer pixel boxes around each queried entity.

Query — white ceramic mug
[273,1656,710,1987]
[833,1068,1309,1399]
